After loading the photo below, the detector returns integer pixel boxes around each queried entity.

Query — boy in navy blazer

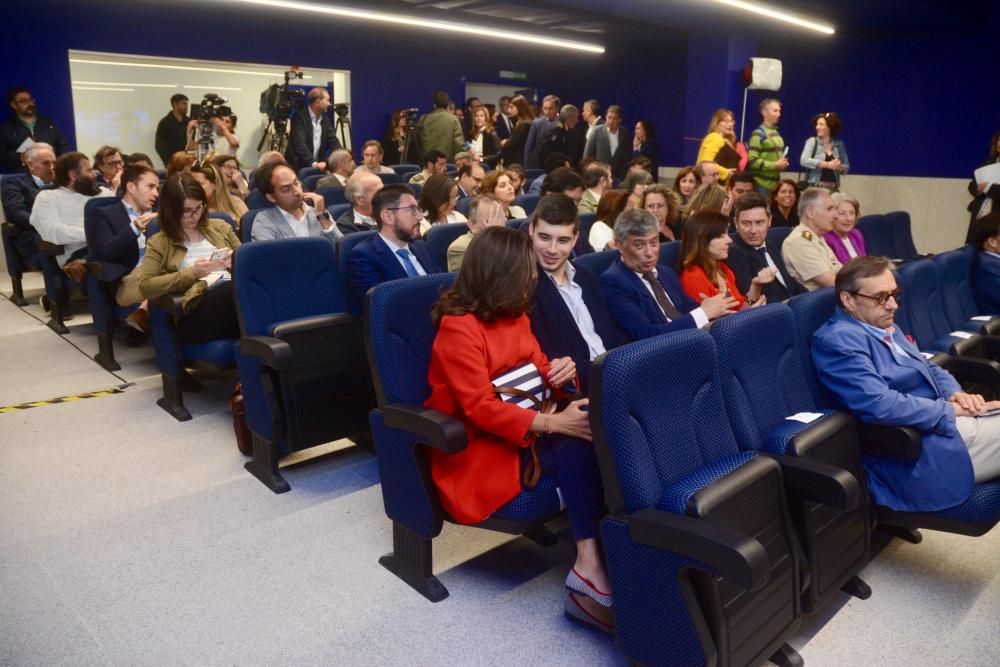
[528,194,627,395]
[599,208,737,341]
[346,184,441,316]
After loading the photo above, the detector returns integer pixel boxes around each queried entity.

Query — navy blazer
[974,251,1000,314]
[530,262,628,395]
[346,234,440,316]
[286,108,342,171]
[599,258,702,341]
[87,200,141,282]
[813,309,974,512]
[0,172,45,257]
[727,236,804,303]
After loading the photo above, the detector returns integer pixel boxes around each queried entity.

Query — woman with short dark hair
[966,130,1000,243]
[427,226,613,632]
[679,210,773,308]
[499,95,534,168]
[631,119,660,177]
[800,112,850,191]
[769,179,800,227]
[136,173,241,343]
[418,173,467,235]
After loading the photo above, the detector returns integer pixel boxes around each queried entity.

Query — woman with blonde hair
[479,168,526,220]
[687,182,729,216]
[190,161,248,224]
[696,109,746,183]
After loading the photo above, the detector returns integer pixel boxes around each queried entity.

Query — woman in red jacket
[426,226,613,631]
[679,210,774,309]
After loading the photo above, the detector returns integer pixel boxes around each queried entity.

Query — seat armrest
[271,312,358,337]
[942,355,1000,388]
[383,403,468,454]
[784,410,855,458]
[38,240,65,256]
[150,294,185,317]
[762,454,860,511]
[975,335,1000,359]
[627,507,770,592]
[237,336,293,371]
[856,422,922,462]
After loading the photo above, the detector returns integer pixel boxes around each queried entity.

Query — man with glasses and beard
[1,87,71,172]
[30,152,114,283]
[345,184,441,316]
[813,255,1000,514]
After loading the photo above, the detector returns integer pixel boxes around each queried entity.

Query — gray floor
[1,275,998,666]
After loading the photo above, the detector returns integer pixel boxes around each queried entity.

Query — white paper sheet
[974,162,1000,185]
[786,412,824,424]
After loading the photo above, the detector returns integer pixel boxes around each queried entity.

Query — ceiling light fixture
[711,0,835,35]
[72,86,135,92]
[226,0,606,54]
[183,85,244,91]
[74,81,177,88]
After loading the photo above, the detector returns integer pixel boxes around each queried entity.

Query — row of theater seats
[363,269,1000,666]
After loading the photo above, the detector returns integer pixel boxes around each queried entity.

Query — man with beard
[30,151,114,282]
[1,87,71,172]
[345,184,441,316]
[251,161,342,243]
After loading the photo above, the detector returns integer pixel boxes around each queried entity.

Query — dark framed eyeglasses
[849,288,901,306]
[387,205,421,215]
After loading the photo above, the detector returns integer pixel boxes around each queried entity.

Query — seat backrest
[207,211,236,228]
[515,193,541,217]
[425,222,468,272]
[767,226,792,249]
[388,163,419,173]
[378,172,402,185]
[573,249,619,278]
[659,240,681,272]
[787,287,838,406]
[895,258,951,346]
[298,166,322,180]
[303,174,324,192]
[578,212,597,253]
[856,214,891,257]
[524,168,545,180]
[884,210,919,260]
[233,237,346,337]
[336,230,378,307]
[317,186,348,207]
[83,196,121,246]
[592,330,745,515]
[240,208,270,243]
[408,183,423,197]
[365,273,456,406]
[455,196,472,217]
[329,203,351,220]
[246,190,273,210]
[711,305,817,452]
[933,248,979,328]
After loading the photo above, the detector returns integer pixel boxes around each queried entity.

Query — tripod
[401,120,418,165]
[195,120,217,163]
[334,113,352,152]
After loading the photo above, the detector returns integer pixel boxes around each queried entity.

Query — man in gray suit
[336,171,383,235]
[251,162,342,243]
[583,104,631,179]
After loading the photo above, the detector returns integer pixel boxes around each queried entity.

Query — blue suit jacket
[87,200,140,282]
[1,172,46,258]
[529,262,628,395]
[974,251,1000,314]
[346,235,440,316]
[599,258,702,341]
[812,309,974,512]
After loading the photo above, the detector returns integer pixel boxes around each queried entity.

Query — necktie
[642,272,682,321]
[756,246,787,288]
[397,248,419,278]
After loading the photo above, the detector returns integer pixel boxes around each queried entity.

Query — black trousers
[176,280,241,344]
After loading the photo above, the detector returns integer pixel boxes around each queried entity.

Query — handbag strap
[492,383,552,490]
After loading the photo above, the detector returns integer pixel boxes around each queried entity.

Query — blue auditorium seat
[577,212,597,254]
[884,211,923,261]
[455,196,471,217]
[767,225,793,249]
[0,220,37,306]
[573,249,619,279]
[364,274,563,601]
[658,240,681,272]
[514,193,540,217]
[246,190,273,210]
[388,163,419,173]
[303,174,324,192]
[711,305,871,612]
[233,237,372,493]
[335,230,378,316]
[524,168,544,181]
[378,173,402,185]
[933,247,1000,334]
[591,330,809,666]
[317,186,348,207]
[238,208,269,243]
[856,213,891,258]
[298,166,322,180]
[83,196,138,372]
[788,288,1000,540]
[425,222,468,272]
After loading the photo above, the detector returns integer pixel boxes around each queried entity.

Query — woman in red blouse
[426,226,614,631]
[678,210,774,308]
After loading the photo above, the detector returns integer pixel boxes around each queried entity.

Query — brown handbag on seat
[229,383,253,455]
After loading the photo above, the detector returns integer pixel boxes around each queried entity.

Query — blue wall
[3,0,688,168]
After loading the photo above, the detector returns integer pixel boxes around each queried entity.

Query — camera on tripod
[258,69,306,154]
[191,93,232,122]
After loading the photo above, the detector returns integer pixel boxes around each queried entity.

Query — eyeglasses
[850,288,901,306]
[182,203,206,218]
[387,205,421,215]
[13,97,34,105]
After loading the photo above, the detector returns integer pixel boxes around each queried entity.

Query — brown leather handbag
[229,383,253,455]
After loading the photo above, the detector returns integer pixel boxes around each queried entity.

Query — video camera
[191,93,232,122]
[260,69,305,122]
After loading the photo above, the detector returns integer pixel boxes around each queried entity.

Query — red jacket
[679,261,746,307]
[425,313,552,524]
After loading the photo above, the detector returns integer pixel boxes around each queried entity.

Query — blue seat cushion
[658,451,758,515]
[762,409,837,456]
[925,481,1000,524]
[181,338,237,365]
[491,474,562,522]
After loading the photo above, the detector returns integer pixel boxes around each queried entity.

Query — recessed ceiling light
[711,0,835,35]
[72,86,135,92]
[225,0,606,54]
[70,58,314,78]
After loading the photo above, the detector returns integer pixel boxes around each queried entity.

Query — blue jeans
[532,435,604,541]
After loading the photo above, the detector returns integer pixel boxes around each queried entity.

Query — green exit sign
[499,70,528,80]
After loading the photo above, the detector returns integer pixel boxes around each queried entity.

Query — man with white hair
[1,141,55,262]
[315,149,354,189]
[781,187,843,291]
[337,171,383,234]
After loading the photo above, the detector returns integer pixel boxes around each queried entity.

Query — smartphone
[210,249,230,261]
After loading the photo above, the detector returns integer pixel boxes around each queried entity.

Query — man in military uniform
[782,187,842,291]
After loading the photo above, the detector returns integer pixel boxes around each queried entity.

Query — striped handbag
[491,362,553,490]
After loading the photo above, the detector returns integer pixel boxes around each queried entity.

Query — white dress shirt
[633,267,709,329]
[379,233,427,276]
[279,205,312,238]
[311,110,324,161]
[546,263,606,361]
